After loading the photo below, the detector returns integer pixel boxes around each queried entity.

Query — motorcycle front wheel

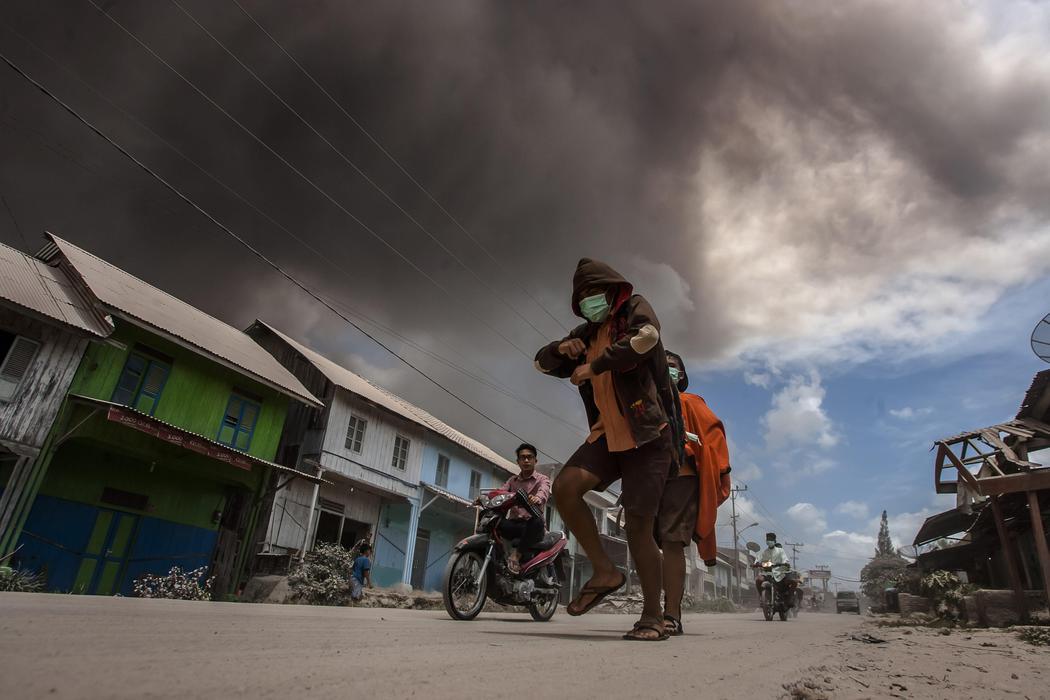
[442,550,488,621]
[778,607,788,621]
[763,605,774,621]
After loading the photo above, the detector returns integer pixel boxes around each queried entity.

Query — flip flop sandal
[663,614,684,636]
[566,572,627,617]
[623,619,670,642]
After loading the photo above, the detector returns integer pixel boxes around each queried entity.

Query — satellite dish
[1032,313,1050,364]
[746,541,761,552]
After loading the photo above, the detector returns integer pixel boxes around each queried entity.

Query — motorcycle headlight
[489,494,511,507]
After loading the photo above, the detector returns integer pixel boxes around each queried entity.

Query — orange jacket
[681,393,731,565]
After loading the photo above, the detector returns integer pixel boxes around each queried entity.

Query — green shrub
[920,570,974,622]
[133,566,214,600]
[288,543,355,605]
[1018,627,1050,646]
[0,565,44,592]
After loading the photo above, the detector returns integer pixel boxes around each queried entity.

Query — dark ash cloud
[1,0,1048,459]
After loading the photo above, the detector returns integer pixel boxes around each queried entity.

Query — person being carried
[657,350,732,636]
[535,258,683,642]
[350,544,373,602]
[497,443,552,573]
[752,533,790,599]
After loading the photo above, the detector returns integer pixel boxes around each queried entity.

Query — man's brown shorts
[656,474,699,546]
[564,429,673,517]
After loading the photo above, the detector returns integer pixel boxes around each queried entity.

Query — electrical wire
[229,0,571,336]
[2,25,587,440]
[84,0,556,371]
[0,49,564,463]
[169,0,558,345]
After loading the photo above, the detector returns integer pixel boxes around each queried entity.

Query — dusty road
[0,593,1043,699]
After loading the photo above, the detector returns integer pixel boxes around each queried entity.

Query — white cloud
[762,372,839,450]
[744,371,773,389]
[691,14,1050,371]
[733,462,763,482]
[888,407,933,420]
[787,502,827,533]
[726,435,763,482]
[835,500,870,520]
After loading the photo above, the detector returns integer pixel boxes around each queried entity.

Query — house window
[0,331,40,402]
[435,454,450,488]
[392,435,410,471]
[345,415,367,453]
[217,392,262,451]
[469,470,482,500]
[111,348,171,415]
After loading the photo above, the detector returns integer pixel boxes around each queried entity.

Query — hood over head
[665,350,689,392]
[571,258,634,319]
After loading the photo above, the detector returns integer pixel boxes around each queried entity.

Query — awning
[913,505,984,546]
[420,482,475,510]
[916,541,976,570]
[66,394,326,484]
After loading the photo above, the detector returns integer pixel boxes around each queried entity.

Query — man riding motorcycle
[495,443,551,573]
[752,532,791,600]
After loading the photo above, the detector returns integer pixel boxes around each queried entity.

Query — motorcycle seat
[534,530,564,551]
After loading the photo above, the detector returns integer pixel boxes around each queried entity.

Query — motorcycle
[755,561,797,621]
[442,488,567,622]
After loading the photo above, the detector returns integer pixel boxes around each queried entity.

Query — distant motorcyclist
[752,532,790,597]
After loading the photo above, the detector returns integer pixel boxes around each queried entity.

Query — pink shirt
[501,471,552,520]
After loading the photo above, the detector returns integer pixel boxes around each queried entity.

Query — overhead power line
[84,0,556,372]
[229,0,571,336]
[168,0,558,345]
[0,49,561,463]
[2,26,586,441]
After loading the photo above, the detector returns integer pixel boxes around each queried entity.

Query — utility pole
[784,541,804,570]
[729,485,747,604]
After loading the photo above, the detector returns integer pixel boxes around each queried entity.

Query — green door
[73,509,139,595]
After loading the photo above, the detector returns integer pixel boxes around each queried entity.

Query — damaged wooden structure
[914,370,1050,621]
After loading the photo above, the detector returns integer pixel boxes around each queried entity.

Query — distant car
[836,590,861,614]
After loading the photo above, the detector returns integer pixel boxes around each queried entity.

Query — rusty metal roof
[41,234,320,407]
[1018,370,1050,422]
[256,320,518,476]
[0,241,111,337]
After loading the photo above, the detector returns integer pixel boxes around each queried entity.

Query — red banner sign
[106,406,253,472]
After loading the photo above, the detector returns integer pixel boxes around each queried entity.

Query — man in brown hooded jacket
[535,258,683,641]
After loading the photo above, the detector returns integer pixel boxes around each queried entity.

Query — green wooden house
[0,234,322,595]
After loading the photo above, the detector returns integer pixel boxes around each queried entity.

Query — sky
[1,0,1049,585]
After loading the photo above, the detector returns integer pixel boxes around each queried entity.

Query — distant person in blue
[350,544,373,602]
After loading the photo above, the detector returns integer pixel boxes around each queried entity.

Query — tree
[860,555,908,599]
[876,510,895,557]
[861,510,910,600]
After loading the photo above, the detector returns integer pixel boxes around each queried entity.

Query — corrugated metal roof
[43,234,320,407]
[422,482,475,507]
[257,321,518,476]
[1018,370,1050,421]
[0,241,111,336]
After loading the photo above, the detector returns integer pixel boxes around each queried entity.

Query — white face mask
[766,541,776,549]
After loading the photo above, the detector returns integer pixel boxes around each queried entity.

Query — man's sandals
[663,614,684,636]
[566,572,626,616]
[623,618,671,642]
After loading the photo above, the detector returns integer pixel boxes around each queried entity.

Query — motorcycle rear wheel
[442,550,488,621]
[778,608,788,621]
[529,595,558,621]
